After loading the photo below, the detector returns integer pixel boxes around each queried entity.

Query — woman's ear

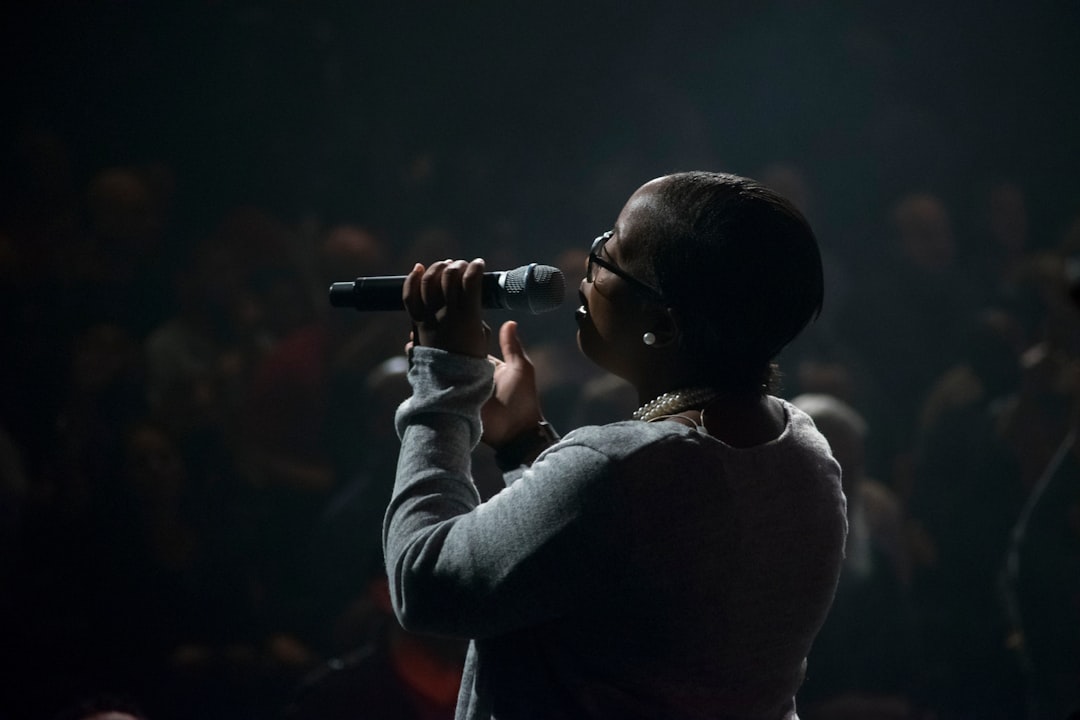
[645,307,682,348]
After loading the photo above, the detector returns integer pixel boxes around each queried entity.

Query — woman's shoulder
[777,397,836,448]
[563,419,665,443]
[555,400,828,461]
[558,419,707,461]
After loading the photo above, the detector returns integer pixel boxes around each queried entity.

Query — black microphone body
[329,263,565,314]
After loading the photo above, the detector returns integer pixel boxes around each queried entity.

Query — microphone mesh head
[503,264,566,313]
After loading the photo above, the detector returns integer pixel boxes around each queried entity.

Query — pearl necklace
[632,387,722,422]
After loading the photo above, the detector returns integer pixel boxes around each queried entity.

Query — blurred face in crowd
[892,193,955,273]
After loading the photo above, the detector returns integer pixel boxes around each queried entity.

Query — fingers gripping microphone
[328,263,566,314]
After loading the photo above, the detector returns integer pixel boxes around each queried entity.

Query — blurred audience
[791,394,916,718]
[0,423,27,618]
[2,111,1079,720]
[840,191,983,477]
[284,559,466,720]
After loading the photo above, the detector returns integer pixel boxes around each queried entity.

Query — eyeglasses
[587,231,665,303]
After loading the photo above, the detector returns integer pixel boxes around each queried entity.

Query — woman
[384,171,847,719]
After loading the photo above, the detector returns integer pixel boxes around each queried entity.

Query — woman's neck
[700,393,785,448]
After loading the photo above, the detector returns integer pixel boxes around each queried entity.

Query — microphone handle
[329,272,508,311]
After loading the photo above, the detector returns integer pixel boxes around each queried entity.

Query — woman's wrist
[493,421,560,471]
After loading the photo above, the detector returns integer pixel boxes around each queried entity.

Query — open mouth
[576,290,588,319]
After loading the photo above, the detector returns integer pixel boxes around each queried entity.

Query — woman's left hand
[481,320,545,448]
[403,259,490,358]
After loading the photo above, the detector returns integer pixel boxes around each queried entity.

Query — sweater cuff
[394,347,494,448]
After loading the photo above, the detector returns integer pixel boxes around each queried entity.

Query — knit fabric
[385,347,847,720]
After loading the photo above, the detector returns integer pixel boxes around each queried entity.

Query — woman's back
[464,401,846,719]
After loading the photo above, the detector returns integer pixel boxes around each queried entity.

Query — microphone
[329,263,566,314]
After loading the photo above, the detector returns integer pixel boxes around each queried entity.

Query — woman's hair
[624,171,824,393]
[52,693,148,720]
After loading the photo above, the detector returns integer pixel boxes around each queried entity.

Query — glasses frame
[587,231,666,303]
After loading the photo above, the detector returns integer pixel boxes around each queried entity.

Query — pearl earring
[642,332,657,346]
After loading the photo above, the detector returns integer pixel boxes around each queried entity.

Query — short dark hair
[625,171,824,393]
[52,693,149,720]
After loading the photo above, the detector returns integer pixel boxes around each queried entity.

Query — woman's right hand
[481,321,546,448]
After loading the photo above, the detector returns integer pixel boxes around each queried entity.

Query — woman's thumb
[499,320,528,364]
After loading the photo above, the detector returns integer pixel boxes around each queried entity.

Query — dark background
[7,2,1080,243]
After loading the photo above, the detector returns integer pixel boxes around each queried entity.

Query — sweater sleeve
[383,347,612,639]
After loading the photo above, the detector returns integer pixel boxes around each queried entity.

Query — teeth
[577,305,587,315]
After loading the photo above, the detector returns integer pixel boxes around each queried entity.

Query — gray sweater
[385,347,847,720]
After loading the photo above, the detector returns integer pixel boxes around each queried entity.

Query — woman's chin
[576,329,606,371]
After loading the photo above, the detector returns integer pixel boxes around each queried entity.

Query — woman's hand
[481,321,546,448]
[403,259,490,358]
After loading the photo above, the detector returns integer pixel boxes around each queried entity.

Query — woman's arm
[384,347,610,639]
[387,260,610,638]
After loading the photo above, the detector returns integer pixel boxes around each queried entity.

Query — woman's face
[576,178,667,380]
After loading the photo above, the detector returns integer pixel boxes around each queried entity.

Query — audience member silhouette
[993,227,1080,720]
[841,191,983,477]
[906,310,1029,719]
